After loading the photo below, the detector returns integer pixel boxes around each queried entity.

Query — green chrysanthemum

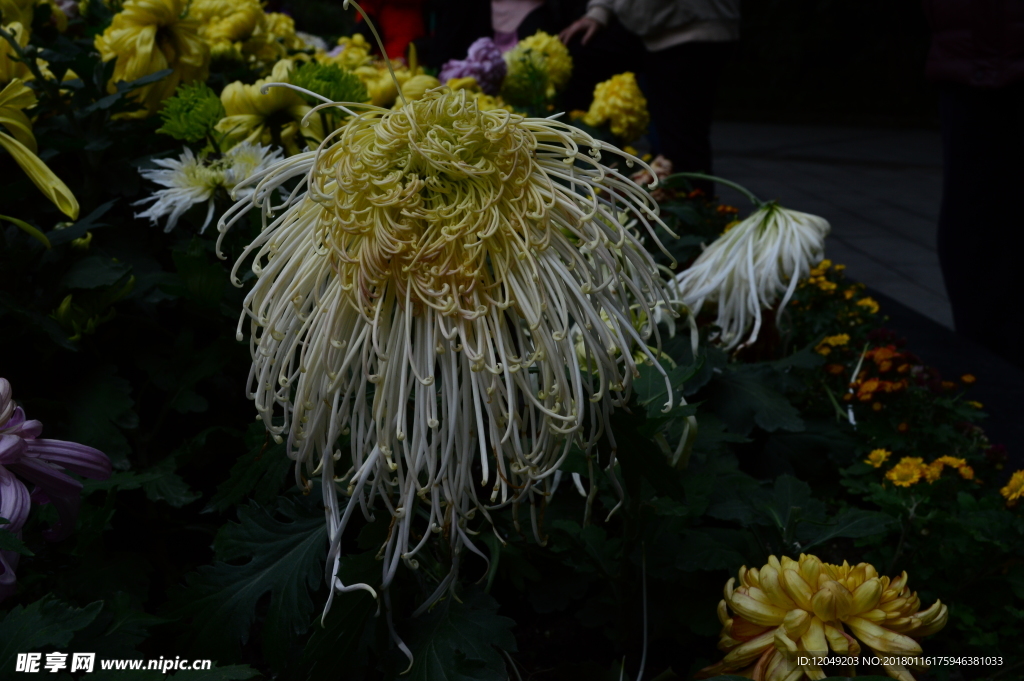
[290,61,368,108]
[157,82,226,143]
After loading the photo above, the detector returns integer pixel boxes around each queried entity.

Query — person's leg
[644,41,730,194]
[937,82,1024,367]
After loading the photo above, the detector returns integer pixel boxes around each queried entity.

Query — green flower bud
[290,62,368,108]
[157,83,226,143]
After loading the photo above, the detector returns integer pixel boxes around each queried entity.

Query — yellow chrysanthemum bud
[582,72,649,143]
[698,554,948,681]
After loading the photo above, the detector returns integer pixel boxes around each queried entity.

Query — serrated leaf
[0,527,33,556]
[299,552,379,681]
[0,596,103,672]
[67,366,136,469]
[206,422,292,513]
[705,367,804,435]
[407,590,516,681]
[799,508,892,550]
[141,457,201,508]
[64,256,132,289]
[172,495,328,664]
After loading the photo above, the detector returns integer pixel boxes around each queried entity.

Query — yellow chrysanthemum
[699,554,947,681]
[886,457,924,487]
[0,78,78,217]
[317,33,373,70]
[397,74,439,103]
[352,61,419,107]
[1000,470,1024,506]
[218,86,673,613]
[504,30,571,99]
[444,76,513,112]
[94,0,210,116]
[864,448,890,468]
[191,0,262,50]
[582,72,649,143]
[215,59,324,155]
[0,22,34,83]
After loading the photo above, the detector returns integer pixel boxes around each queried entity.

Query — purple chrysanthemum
[0,378,111,599]
[439,37,507,95]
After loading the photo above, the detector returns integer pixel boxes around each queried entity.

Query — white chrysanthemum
[217,86,676,610]
[671,203,830,350]
[135,142,282,232]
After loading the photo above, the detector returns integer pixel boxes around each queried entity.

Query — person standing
[559,0,740,193]
[923,0,1024,368]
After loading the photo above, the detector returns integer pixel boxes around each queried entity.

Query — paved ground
[709,122,952,328]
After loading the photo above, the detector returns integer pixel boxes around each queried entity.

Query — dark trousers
[644,42,731,193]
[937,82,1024,368]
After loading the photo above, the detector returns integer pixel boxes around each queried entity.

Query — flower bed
[0,3,1020,680]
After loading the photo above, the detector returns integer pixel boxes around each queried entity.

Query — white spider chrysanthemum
[135,142,282,232]
[671,203,830,351]
[217,85,676,610]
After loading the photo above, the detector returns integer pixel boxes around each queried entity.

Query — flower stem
[664,172,764,207]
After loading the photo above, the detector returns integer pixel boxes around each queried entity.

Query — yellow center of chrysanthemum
[311,89,573,319]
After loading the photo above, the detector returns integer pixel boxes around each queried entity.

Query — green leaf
[705,367,804,435]
[299,552,379,681]
[47,200,116,246]
[206,422,292,513]
[0,527,33,556]
[141,456,202,508]
[799,508,892,550]
[67,367,136,469]
[0,595,103,672]
[63,256,132,289]
[172,495,328,663]
[170,238,226,307]
[407,589,516,681]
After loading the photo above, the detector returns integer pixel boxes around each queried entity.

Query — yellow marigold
[697,554,947,681]
[504,30,572,98]
[961,373,976,384]
[886,457,924,487]
[857,296,880,314]
[864,448,890,468]
[1000,470,1024,506]
[934,455,966,469]
[94,0,210,116]
[923,461,944,483]
[958,465,974,480]
[215,59,324,155]
[815,333,849,355]
[582,72,649,143]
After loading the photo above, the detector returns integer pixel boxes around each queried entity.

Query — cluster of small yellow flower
[874,453,976,487]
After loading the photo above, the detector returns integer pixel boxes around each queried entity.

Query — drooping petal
[0,434,26,465]
[0,466,31,532]
[0,130,79,219]
[729,591,789,626]
[7,457,83,498]
[0,379,13,426]
[846,616,923,654]
[24,440,111,480]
